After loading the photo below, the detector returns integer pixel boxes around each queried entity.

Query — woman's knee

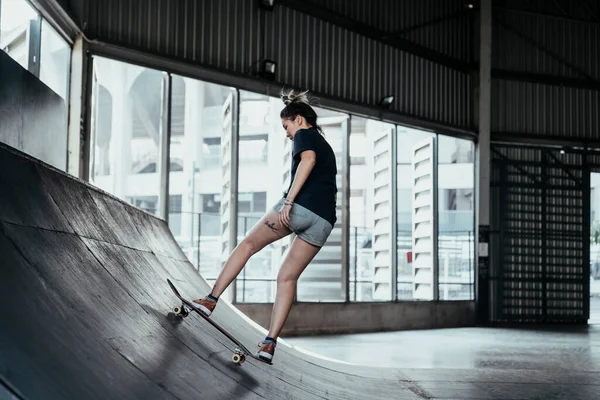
[277,270,297,285]
[239,237,261,256]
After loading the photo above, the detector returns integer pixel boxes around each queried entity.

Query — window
[91,85,112,176]
[234,91,349,303]
[85,58,476,305]
[295,105,348,302]
[396,126,436,301]
[128,195,158,214]
[202,137,221,168]
[437,135,475,300]
[89,56,164,218]
[1,1,70,101]
[349,116,395,301]
[39,19,70,100]
[0,0,38,70]
[166,75,235,287]
[239,134,268,163]
[235,91,283,303]
[238,192,267,214]
[168,195,183,237]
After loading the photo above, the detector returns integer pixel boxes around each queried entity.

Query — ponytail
[279,89,324,135]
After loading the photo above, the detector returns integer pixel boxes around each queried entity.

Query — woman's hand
[279,201,293,227]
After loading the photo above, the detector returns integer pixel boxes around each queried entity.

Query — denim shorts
[272,198,334,247]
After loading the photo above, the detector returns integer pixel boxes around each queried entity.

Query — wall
[491,4,600,141]
[44,0,600,145]
[79,0,473,133]
[488,144,600,323]
[0,50,67,170]
[237,301,475,336]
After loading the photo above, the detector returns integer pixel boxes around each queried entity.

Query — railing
[236,214,273,303]
[437,230,475,301]
[397,230,475,301]
[349,227,373,302]
[360,229,475,301]
[164,208,475,303]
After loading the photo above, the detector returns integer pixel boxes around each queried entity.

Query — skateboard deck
[166,278,272,366]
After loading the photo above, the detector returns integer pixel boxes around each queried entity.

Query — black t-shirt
[284,128,338,226]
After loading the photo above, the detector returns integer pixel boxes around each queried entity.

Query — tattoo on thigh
[264,220,279,232]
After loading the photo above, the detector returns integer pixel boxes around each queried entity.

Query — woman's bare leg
[202,209,292,299]
[267,236,321,340]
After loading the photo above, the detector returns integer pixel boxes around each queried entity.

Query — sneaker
[257,340,276,362]
[192,297,216,316]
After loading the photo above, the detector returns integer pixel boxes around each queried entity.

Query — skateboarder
[193,89,337,363]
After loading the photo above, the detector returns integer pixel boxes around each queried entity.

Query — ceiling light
[259,0,275,11]
[261,60,277,80]
[379,95,394,108]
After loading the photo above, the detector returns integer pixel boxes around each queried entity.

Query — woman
[193,89,338,363]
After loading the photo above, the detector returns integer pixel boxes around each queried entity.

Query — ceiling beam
[275,0,472,73]
[493,4,600,25]
[494,15,598,83]
[550,0,569,17]
[392,8,471,36]
[492,69,600,90]
[575,0,599,22]
[276,0,599,91]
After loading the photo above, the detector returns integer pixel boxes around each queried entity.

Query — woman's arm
[286,150,316,203]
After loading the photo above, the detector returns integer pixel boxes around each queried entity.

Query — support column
[341,116,350,302]
[158,73,172,222]
[390,125,399,301]
[476,0,492,325]
[181,79,204,265]
[230,90,240,303]
[110,67,132,200]
[67,35,87,179]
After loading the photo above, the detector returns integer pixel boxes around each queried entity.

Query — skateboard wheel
[232,353,245,364]
[173,306,182,315]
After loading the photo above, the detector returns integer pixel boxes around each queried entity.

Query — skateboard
[166,278,272,366]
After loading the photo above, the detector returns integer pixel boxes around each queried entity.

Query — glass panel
[235,91,280,303]
[235,279,275,303]
[349,116,395,301]
[437,135,475,300]
[166,75,235,286]
[236,212,274,303]
[396,126,435,300]
[0,0,38,69]
[89,56,164,218]
[39,19,70,100]
[349,226,373,301]
[233,92,347,303]
[591,173,600,323]
[295,106,348,302]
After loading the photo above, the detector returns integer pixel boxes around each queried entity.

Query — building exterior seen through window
[0,0,70,101]
[0,0,38,69]
[88,55,476,304]
[590,174,600,312]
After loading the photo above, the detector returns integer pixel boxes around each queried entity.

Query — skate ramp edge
[0,143,414,400]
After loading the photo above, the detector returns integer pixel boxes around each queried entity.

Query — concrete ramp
[0,143,417,400]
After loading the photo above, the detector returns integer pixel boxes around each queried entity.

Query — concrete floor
[286,325,600,370]
[284,312,600,399]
